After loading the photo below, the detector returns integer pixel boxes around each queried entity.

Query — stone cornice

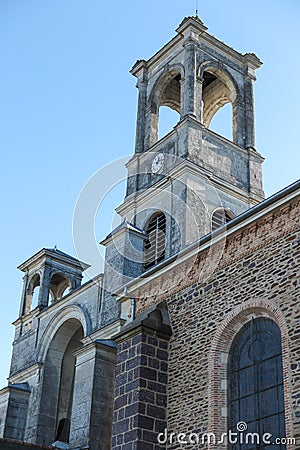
[9,363,43,384]
[81,319,126,343]
[131,18,261,79]
[117,157,260,219]
[18,248,90,272]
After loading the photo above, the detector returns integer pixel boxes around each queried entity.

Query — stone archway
[36,318,84,446]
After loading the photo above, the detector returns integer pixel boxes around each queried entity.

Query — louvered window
[212,209,232,231]
[144,213,166,270]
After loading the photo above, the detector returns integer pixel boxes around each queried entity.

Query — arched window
[144,212,166,270]
[211,208,232,231]
[228,318,286,449]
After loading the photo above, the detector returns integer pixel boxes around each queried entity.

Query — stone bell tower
[112,15,264,272]
[100,16,265,328]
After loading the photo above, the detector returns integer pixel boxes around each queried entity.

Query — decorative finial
[196,0,199,17]
[54,245,57,251]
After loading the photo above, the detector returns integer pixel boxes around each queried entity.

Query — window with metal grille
[212,208,232,231]
[144,212,166,270]
[228,318,286,450]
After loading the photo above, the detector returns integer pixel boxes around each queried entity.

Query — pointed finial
[54,245,57,251]
[196,0,199,17]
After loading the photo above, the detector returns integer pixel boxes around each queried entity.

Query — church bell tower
[100,15,264,326]
[114,16,264,269]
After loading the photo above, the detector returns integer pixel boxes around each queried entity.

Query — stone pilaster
[135,71,148,154]
[100,222,146,327]
[69,340,117,450]
[232,100,246,148]
[244,74,256,150]
[0,383,31,441]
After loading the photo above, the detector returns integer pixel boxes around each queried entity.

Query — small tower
[18,247,89,317]
[0,248,90,445]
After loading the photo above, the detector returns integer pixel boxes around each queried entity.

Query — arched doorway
[37,319,83,445]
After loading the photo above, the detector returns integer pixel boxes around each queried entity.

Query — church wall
[126,195,300,448]
[9,278,101,379]
[163,199,300,447]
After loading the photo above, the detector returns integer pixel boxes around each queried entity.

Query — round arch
[198,60,240,103]
[211,207,234,231]
[207,299,293,449]
[37,304,91,364]
[198,61,241,143]
[23,272,41,314]
[147,65,184,146]
[143,210,167,271]
[36,314,86,445]
[49,271,72,302]
[148,64,185,113]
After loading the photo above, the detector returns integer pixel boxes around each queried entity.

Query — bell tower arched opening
[49,272,72,303]
[158,106,180,140]
[201,68,237,143]
[23,273,40,314]
[209,102,233,141]
[148,70,182,146]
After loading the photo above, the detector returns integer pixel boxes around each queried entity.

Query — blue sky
[0,0,299,388]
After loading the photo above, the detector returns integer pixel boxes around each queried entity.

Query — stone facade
[0,14,299,450]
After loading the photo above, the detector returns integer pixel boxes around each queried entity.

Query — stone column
[144,106,158,150]
[244,74,256,149]
[196,76,204,123]
[111,302,172,449]
[69,340,117,450]
[19,273,29,317]
[135,76,148,154]
[38,263,51,309]
[232,100,246,148]
[183,41,197,118]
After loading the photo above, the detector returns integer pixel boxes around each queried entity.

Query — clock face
[151,153,164,174]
